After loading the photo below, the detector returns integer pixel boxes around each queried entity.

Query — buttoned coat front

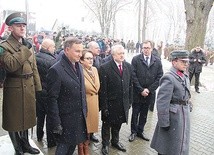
[0,35,42,132]
[83,66,100,133]
[132,54,163,104]
[47,54,87,144]
[150,67,191,155]
[99,60,133,124]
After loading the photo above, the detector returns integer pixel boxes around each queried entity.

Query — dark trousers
[55,143,76,155]
[8,130,31,153]
[131,95,154,134]
[36,94,47,139]
[37,114,56,147]
[36,105,46,139]
[148,92,156,111]
[189,71,200,90]
[101,121,122,146]
[36,95,56,147]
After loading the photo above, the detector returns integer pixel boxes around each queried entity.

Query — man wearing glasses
[129,40,163,142]
[151,50,191,155]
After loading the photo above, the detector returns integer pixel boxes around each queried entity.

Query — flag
[0,22,6,37]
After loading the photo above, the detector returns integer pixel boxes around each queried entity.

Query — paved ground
[0,54,214,155]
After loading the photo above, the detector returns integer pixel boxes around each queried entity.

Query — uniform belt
[170,100,189,105]
[7,73,33,79]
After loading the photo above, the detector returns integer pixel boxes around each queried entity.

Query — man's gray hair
[111,44,124,55]
[87,41,97,49]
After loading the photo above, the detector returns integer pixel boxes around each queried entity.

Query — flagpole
[25,0,29,35]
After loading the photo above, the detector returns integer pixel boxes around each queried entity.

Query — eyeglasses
[178,59,189,64]
[143,47,151,49]
[84,57,93,61]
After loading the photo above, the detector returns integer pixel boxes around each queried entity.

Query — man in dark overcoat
[188,46,206,93]
[0,12,42,155]
[36,38,57,147]
[88,41,103,69]
[47,37,87,155]
[129,40,163,142]
[99,44,133,155]
[150,50,191,155]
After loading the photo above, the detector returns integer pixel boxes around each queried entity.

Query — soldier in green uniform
[0,12,42,155]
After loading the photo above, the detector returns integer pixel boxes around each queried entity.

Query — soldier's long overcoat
[0,34,42,132]
[150,67,191,155]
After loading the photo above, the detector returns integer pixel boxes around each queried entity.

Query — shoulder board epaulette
[0,46,4,55]
[0,41,7,55]
[0,40,6,44]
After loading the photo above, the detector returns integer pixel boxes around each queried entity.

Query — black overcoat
[36,49,57,113]
[47,54,87,144]
[131,54,163,103]
[99,60,133,124]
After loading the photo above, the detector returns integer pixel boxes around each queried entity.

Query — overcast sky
[1,0,186,43]
[0,0,97,31]
[0,0,173,42]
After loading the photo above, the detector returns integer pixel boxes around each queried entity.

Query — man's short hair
[111,44,124,55]
[143,40,153,48]
[63,37,82,50]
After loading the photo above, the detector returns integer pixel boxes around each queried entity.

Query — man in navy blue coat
[47,37,87,155]
[129,40,163,142]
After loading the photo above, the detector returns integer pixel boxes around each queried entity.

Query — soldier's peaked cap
[170,50,189,60]
[5,12,27,26]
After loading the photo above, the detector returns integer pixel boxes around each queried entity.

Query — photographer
[188,46,206,93]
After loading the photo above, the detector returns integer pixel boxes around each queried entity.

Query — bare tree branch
[82,0,132,37]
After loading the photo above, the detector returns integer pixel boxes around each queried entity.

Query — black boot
[20,130,40,154]
[8,132,24,155]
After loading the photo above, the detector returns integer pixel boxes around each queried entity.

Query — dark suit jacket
[102,54,113,63]
[131,54,163,103]
[99,60,133,124]
[93,56,103,69]
[47,53,87,144]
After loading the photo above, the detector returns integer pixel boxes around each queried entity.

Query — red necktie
[119,64,122,75]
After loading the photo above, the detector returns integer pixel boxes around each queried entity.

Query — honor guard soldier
[0,12,42,155]
[151,50,192,155]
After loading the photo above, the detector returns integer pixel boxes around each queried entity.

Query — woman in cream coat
[78,49,100,155]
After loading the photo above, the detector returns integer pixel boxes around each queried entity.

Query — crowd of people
[0,12,207,155]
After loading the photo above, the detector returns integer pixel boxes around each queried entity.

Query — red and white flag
[0,22,6,37]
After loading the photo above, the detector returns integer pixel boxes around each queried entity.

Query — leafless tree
[184,0,214,51]
[153,0,186,45]
[82,0,132,37]
[142,0,148,42]
[137,0,142,42]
